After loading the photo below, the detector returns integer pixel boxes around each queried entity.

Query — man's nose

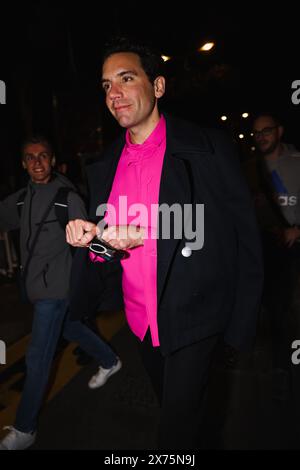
[108,83,123,100]
[254,132,264,141]
[33,156,43,164]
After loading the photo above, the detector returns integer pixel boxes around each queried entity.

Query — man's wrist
[292,225,300,238]
[136,226,145,245]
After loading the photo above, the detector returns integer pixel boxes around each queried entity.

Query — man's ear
[154,76,165,98]
[278,125,284,139]
[22,160,26,169]
[51,155,56,167]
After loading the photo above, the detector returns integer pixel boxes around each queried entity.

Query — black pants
[262,233,300,369]
[137,331,220,449]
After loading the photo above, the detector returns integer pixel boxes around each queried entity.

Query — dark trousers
[262,233,300,370]
[138,331,220,449]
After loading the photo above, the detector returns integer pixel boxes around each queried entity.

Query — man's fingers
[103,225,131,241]
[102,226,118,242]
[66,225,72,244]
[66,223,79,245]
[81,230,96,245]
[82,221,98,233]
[67,220,84,244]
[66,220,97,246]
[74,220,95,241]
[101,225,144,250]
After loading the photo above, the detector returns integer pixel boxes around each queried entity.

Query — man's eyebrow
[101,70,138,83]
[253,126,273,131]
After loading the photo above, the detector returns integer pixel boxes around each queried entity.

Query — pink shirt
[104,116,166,346]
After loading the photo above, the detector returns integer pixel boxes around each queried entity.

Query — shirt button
[181,246,192,257]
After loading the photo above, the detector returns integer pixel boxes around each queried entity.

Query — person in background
[0,136,121,450]
[252,113,300,399]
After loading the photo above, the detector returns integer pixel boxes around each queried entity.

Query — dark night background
[0,1,299,191]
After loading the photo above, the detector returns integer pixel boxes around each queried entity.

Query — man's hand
[282,226,300,248]
[66,219,98,247]
[101,225,145,250]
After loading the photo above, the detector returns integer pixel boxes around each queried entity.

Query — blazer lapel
[157,115,214,304]
[87,134,125,220]
[157,147,192,304]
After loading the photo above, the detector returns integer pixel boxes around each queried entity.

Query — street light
[198,42,215,52]
[220,115,227,121]
[242,112,249,119]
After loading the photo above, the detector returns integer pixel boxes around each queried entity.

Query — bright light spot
[220,115,227,121]
[242,112,249,118]
[250,132,254,137]
[239,134,244,139]
[161,55,171,62]
[199,42,215,52]
[251,146,256,151]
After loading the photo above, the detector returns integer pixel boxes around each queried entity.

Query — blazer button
[181,246,192,257]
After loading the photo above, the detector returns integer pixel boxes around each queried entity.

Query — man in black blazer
[66,37,263,449]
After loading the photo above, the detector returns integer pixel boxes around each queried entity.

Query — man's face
[253,116,283,155]
[101,52,164,130]
[22,143,55,184]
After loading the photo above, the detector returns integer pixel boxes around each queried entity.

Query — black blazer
[69,114,263,355]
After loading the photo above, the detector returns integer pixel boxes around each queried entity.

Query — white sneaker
[88,358,122,389]
[0,426,36,450]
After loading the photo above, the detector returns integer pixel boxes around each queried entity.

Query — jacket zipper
[43,263,49,288]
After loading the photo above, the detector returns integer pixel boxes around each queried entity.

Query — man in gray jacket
[0,136,121,450]
[252,113,300,396]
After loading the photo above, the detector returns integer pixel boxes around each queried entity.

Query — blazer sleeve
[68,162,124,321]
[207,129,264,351]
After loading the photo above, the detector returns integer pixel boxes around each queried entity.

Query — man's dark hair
[102,36,165,84]
[21,135,54,159]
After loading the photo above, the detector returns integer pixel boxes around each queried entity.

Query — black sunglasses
[89,237,128,262]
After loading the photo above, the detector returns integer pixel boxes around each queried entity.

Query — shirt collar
[125,114,166,153]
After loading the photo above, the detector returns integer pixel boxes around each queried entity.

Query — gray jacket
[264,144,300,226]
[0,173,87,302]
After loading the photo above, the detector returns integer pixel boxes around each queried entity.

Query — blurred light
[251,146,256,151]
[250,132,254,137]
[161,55,171,62]
[239,134,244,139]
[220,115,227,121]
[198,42,215,52]
[242,112,249,118]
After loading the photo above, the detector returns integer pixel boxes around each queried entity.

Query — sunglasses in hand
[89,236,129,262]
